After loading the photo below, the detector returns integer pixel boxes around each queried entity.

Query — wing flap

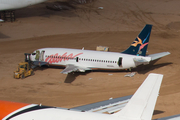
[89,100,129,114]
[70,95,132,114]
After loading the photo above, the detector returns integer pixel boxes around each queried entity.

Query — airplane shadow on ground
[135,60,173,74]
[33,65,49,71]
[64,69,130,83]
[0,32,10,39]
[34,65,89,83]
[153,110,164,115]
[34,59,172,83]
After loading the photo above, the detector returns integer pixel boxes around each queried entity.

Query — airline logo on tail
[131,36,143,47]
[131,32,150,51]
[131,36,149,49]
[45,52,83,63]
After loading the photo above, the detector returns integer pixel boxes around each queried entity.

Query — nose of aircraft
[0,100,29,119]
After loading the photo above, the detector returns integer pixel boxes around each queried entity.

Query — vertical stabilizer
[122,24,152,56]
[113,73,163,120]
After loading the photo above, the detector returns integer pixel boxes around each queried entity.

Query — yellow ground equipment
[14,62,33,79]
[14,53,34,79]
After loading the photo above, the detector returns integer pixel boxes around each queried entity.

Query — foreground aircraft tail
[113,73,163,120]
[122,24,152,56]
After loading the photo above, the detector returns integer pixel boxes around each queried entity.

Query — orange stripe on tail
[0,100,29,119]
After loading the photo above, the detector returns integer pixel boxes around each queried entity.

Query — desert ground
[1,0,180,119]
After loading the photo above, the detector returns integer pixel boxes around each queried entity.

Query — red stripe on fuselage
[45,52,83,64]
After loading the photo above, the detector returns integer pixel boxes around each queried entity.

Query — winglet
[113,73,163,120]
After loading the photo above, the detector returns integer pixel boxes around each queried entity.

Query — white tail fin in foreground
[113,73,163,120]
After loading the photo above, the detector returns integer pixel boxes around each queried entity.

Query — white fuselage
[30,48,151,70]
[9,108,130,120]
[0,0,47,11]
[9,107,118,120]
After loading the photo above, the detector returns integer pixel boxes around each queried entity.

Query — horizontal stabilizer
[113,73,163,120]
[148,52,170,61]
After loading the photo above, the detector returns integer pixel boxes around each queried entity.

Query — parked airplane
[0,73,164,120]
[0,0,48,21]
[0,0,48,11]
[30,24,170,74]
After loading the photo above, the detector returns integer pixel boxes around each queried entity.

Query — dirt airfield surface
[1,0,180,119]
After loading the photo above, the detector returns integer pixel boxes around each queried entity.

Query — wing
[148,52,170,61]
[70,95,132,114]
[61,64,91,74]
[154,114,180,120]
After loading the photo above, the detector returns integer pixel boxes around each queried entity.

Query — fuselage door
[118,57,123,67]
[35,50,40,61]
[76,57,79,62]
[40,50,45,61]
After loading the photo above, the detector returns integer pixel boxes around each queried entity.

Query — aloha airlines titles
[45,52,83,63]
